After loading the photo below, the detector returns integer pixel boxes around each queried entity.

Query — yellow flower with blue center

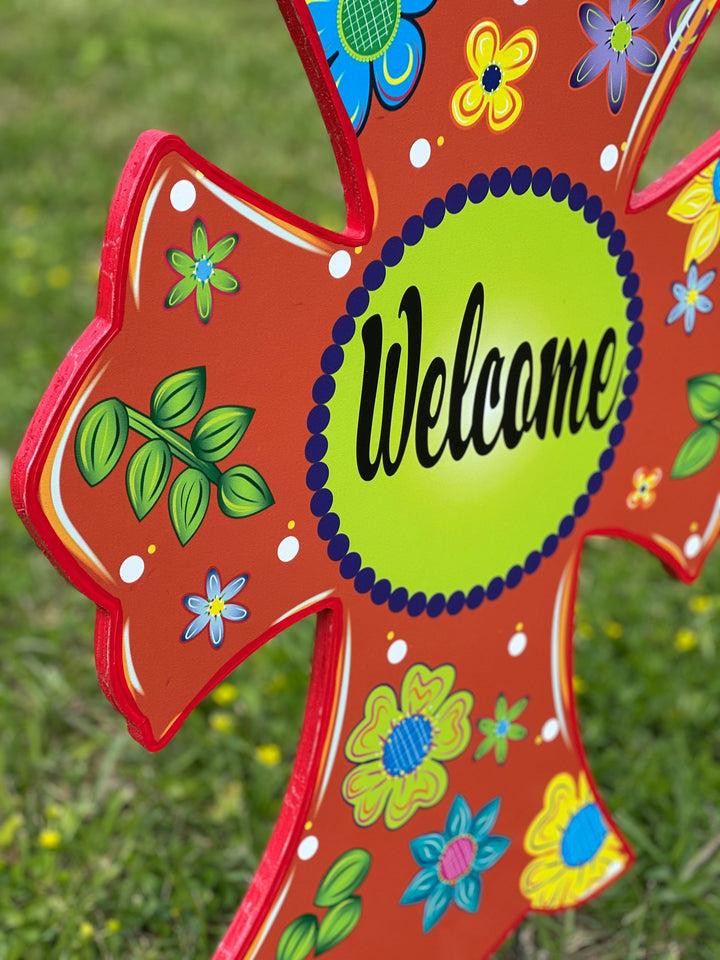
[342,663,473,829]
[520,771,629,909]
[669,160,720,271]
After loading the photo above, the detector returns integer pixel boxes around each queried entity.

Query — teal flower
[473,693,528,764]
[400,794,510,933]
[165,219,240,324]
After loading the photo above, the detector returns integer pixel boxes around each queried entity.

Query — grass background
[1,1,720,957]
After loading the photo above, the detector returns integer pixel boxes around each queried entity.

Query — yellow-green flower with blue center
[342,663,473,829]
[473,692,528,765]
[165,218,240,324]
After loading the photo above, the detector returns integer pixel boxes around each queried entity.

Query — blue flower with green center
[165,218,240,324]
[307,0,435,136]
[400,794,510,933]
[474,693,528,765]
[182,568,248,648]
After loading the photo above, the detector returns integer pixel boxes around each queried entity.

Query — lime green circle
[324,188,631,597]
[338,0,400,61]
[610,20,632,53]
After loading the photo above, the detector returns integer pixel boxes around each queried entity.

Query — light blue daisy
[307,0,434,135]
[400,794,510,933]
[182,568,248,648]
[666,260,716,334]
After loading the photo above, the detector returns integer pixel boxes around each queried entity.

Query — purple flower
[570,0,664,114]
[666,260,716,334]
[182,568,248,648]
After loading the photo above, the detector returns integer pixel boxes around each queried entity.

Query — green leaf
[75,398,128,486]
[190,406,254,463]
[168,468,210,545]
[688,374,720,423]
[315,897,362,955]
[672,424,720,479]
[315,849,371,909]
[126,439,172,520]
[150,368,206,428]
[218,465,274,518]
[276,915,317,960]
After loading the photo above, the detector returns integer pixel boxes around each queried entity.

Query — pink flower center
[439,835,476,884]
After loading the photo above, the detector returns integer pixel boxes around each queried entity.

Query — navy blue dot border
[305,166,644,618]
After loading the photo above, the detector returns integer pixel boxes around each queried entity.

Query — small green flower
[473,693,528,765]
[165,218,240,324]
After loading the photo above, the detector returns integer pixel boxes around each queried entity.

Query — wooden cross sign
[11,0,720,957]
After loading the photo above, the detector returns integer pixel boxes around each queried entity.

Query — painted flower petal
[445,794,472,837]
[495,694,508,720]
[668,177,714,224]
[507,696,529,721]
[570,45,611,90]
[206,568,222,599]
[374,17,425,110]
[184,593,208,614]
[494,735,508,765]
[222,603,248,622]
[342,763,390,826]
[166,248,195,276]
[450,79,488,127]
[497,28,538,83]
[191,219,208,259]
[209,615,224,648]
[478,717,496,734]
[345,685,398,761]
[182,613,209,641]
[507,723,528,741]
[385,757,448,829]
[628,0,665,30]
[401,662,455,716]
[307,0,342,58]
[165,275,197,309]
[612,0,631,20]
[671,281,689,301]
[431,690,473,760]
[195,282,212,323]
[208,233,239,264]
[696,267,717,293]
[466,20,500,73]
[210,268,240,294]
[695,294,714,314]
[422,883,453,933]
[626,34,659,73]
[331,50,372,133]
[687,259,699,288]
[473,736,495,760]
[400,866,438,905]
[220,574,248,601]
[474,834,511,871]
[401,0,435,14]
[578,3,613,43]
[686,209,720,269]
[409,832,446,866]
[471,795,500,841]
[683,303,697,334]
[524,773,578,854]
[454,873,481,914]
[607,53,627,114]
[666,301,687,325]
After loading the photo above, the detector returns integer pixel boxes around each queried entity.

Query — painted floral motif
[450,20,538,132]
[182,568,248,648]
[666,260,716,333]
[341,663,473,829]
[400,794,510,933]
[473,693,528,764]
[668,161,720,271]
[570,0,663,115]
[626,466,662,509]
[665,0,710,58]
[165,218,240,324]
[520,771,628,909]
[307,0,434,136]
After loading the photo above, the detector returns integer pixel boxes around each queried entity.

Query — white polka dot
[513,0,529,5]
[387,639,408,664]
[684,533,702,559]
[298,835,319,861]
[170,179,196,212]
[329,250,351,279]
[600,144,619,172]
[278,536,300,562]
[508,631,527,657]
[120,555,144,583]
[409,138,431,169]
[541,718,560,742]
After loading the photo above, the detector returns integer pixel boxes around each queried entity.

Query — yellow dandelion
[38,828,61,850]
[603,621,623,640]
[576,621,594,640]
[668,161,720,270]
[47,265,71,290]
[674,627,697,652]
[572,675,587,695]
[106,919,121,933]
[211,682,238,706]
[255,743,282,767]
[689,595,714,614]
[12,236,35,259]
[79,922,94,939]
[208,711,235,734]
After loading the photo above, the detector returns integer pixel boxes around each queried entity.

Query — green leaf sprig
[672,374,720,479]
[276,849,370,960]
[74,367,273,545]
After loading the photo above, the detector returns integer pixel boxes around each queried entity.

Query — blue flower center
[713,161,720,203]
[195,258,213,283]
[382,714,433,777]
[496,718,509,736]
[560,803,608,867]
[481,63,502,94]
[338,0,401,62]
